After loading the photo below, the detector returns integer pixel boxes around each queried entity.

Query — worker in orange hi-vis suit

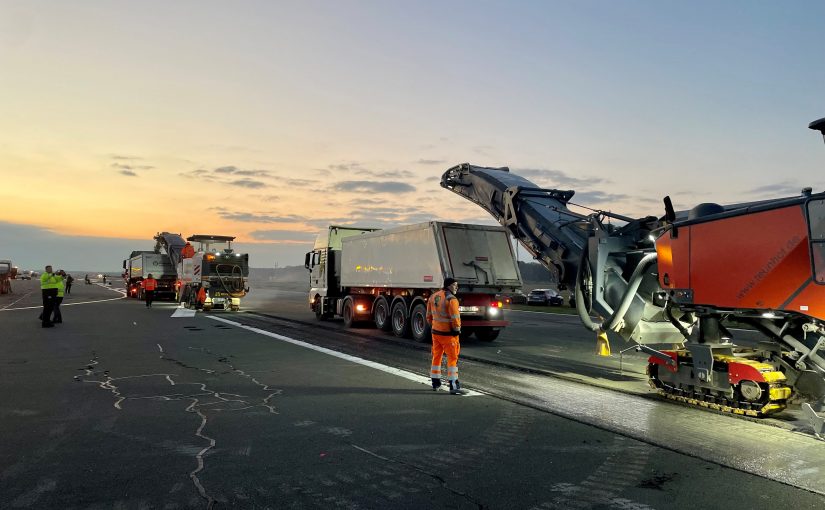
[181,242,195,258]
[426,277,466,395]
[142,274,158,308]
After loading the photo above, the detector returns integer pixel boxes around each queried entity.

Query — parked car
[17,271,31,280]
[501,289,527,305]
[527,288,564,306]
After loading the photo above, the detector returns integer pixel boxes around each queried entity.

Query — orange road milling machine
[441,117,825,436]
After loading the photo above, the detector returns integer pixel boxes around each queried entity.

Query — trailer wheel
[343,299,356,328]
[373,297,391,331]
[410,303,430,343]
[391,301,410,338]
[475,328,500,342]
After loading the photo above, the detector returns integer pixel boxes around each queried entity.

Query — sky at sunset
[2,1,825,271]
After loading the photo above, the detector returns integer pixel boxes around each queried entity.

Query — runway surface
[1,279,823,508]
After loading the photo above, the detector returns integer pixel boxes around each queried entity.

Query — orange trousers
[430,333,460,381]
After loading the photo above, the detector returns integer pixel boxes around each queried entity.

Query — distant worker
[39,265,58,328]
[142,273,158,308]
[102,275,107,284]
[52,270,65,324]
[182,242,195,258]
[426,277,466,395]
[84,274,90,284]
[196,283,208,310]
[65,273,74,295]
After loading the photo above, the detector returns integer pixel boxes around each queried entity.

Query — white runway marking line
[0,295,126,311]
[207,316,482,396]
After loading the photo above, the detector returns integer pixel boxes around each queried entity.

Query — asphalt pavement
[1,280,824,509]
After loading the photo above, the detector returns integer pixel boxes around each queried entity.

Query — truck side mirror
[304,252,311,270]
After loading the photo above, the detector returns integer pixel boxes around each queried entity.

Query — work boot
[431,378,442,391]
[42,322,54,328]
[448,380,467,395]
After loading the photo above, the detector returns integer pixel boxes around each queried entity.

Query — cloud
[214,166,272,177]
[570,190,630,205]
[416,159,446,165]
[111,161,154,177]
[248,229,317,242]
[327,162,415,179]
[328,162,368,172]
[283,178,318,187]
[366,170,415,179]
[333,181,416,193]
[515,168,607,188]
[746,181,808,197]
[223,212,309,223]
[179,169,218,181]
[109,154,142,161]
[229,178,267,189]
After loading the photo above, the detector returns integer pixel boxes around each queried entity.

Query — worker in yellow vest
[52,270,65,323]
[426,277,466,395]
[39,265,58,328]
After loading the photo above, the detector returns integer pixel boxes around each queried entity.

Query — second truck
[305,221,523,342]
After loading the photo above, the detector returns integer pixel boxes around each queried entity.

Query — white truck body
[128,253,175,280]
[340,222,521,290]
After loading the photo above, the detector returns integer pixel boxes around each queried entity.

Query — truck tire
[460,329,475,341]
[410,303,430,343]
[373,297,391,331]
[314,298,325,320]
[391,301,410,338]
[475,328,500,342]
[342,298,356,328]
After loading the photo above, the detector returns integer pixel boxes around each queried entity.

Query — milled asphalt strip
[214,314,825,495]
[206,315,482,396]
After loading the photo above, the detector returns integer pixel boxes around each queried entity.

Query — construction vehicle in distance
[0,260,16,294]
[154,232,249,311]
[122,251,177,300]
[440,117,825,436]
[305,222,523,342]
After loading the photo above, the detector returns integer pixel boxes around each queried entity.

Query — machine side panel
[689,206,811,309]
[656,228,691,290]
[783,282,825,321]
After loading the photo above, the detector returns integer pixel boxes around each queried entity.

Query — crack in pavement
[76,346,282,508]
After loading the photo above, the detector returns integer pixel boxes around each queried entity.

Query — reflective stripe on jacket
[426,289,461,336]
[142,278,158,291]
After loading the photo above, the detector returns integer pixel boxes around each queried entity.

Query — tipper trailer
[305,221,523,342]
[123,251,177,300]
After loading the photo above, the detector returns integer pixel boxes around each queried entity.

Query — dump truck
[305,222,523,342]
[122,251,177,300]
[154,233,250,311]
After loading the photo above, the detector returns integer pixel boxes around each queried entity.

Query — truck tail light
[355,304,367,312]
